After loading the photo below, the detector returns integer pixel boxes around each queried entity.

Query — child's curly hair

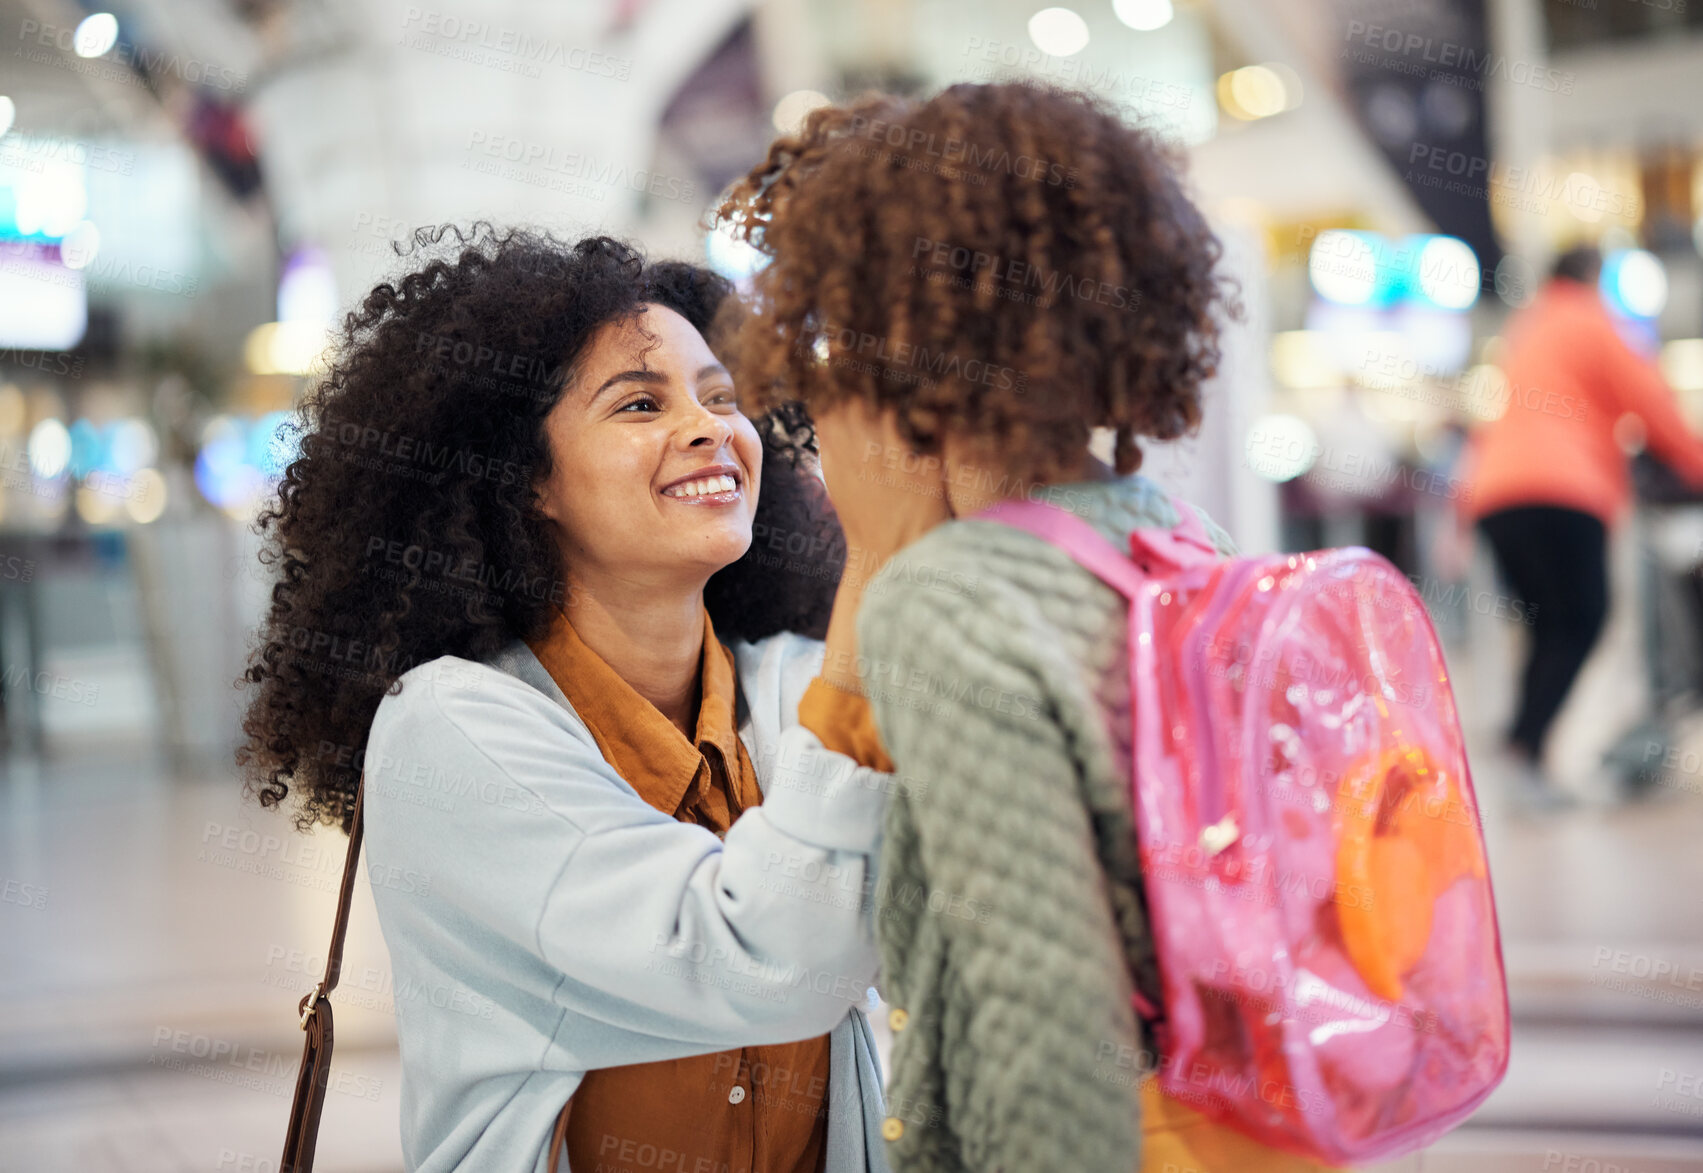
[716,81,1238,481]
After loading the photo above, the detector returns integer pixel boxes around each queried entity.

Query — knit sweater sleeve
[857,538,1142,1172]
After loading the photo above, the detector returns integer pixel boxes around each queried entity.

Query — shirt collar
[525,602,744,818]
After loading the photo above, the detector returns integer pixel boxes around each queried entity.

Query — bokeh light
[1027,7,1090,57]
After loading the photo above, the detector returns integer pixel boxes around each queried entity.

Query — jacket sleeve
[799,676,896,773]
[362,657,887,1063]
[1593,312,1703,487]
[856,568,1142,1172]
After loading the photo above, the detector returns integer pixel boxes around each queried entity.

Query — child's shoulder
[860,520,1004,620]
[873,508,1058,594]
[860,506,1097,640]
[865,476,1236,618]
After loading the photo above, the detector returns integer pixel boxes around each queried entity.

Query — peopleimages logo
[399,7,632,79]
[807,324,1025,393]
[462,132,697,202]
[1406,144,1639,220]
[845,114,1079,188]
[0,135,136,175]
[320,410,528,486]
[1341,20,1574,93]
[910,236,1139,312]
[17,20,249,92]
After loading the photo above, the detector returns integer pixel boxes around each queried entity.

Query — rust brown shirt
[527,603,832,1173]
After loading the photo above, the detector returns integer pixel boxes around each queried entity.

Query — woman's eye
[705,388,738,409]
[617,396,661,414]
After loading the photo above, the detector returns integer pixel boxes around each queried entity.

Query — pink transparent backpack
[978,495,1510,1166]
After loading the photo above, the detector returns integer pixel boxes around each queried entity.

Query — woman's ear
[533,476,562,526]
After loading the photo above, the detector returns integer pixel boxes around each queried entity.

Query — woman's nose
[685,405,734,448]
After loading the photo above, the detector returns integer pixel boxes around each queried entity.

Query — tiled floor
[0,747,406,1172]
[4,627,1703,1170]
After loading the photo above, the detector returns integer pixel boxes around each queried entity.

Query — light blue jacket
[361,629,895,1173]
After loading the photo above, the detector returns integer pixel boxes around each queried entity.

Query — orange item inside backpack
[1140,1077,1339,1172]
[1333,745,1488,1002]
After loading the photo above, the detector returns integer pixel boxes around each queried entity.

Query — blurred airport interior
[3,0,1703,1169]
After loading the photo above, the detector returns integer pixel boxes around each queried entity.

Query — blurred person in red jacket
[1461,245,1703,808]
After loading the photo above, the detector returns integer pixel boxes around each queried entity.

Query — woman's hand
[814,399,954,695]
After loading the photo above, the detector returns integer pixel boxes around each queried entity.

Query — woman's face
[537,304,761,596]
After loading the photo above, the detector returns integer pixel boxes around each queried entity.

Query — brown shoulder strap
[279,778,366,1173]
[548,1096,573,1172]
[277,776,575,1172]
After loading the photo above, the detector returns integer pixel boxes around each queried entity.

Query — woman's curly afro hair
[237,224,844,834]
[716,81,1239,481]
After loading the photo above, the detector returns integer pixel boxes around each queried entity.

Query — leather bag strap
[548,1096,573,1172]
[279,779,366,1173]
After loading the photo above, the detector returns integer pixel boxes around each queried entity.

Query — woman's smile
[659,464,745,505]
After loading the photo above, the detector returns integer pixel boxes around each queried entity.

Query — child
[718,82,1334,1172]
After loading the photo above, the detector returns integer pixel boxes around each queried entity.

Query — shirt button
[881,1116,904,1141]
[728,1085,747,1105]
[888,1007,909,1032]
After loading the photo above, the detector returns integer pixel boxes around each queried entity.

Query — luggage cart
[1601,453,1703,797]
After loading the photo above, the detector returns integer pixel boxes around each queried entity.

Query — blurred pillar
[1485,0,1553,282]
[244,0,749,311]
[1139,216,1279,555]
[752,0,831,109]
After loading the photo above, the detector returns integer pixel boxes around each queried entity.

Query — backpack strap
[279,780,365,1173]
[976,493,1216,593]
[976,496,1202,1027]
[1161,492,1216,553]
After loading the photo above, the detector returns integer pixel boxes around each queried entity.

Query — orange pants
[1140,1078,1340,1172]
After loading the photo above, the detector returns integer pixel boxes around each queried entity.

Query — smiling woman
[533,304,768,734]
[236,224,895,1173]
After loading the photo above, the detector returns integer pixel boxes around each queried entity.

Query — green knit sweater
[855,472,1236,1173]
